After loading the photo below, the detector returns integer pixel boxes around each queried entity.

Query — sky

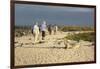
[15,4,95,26]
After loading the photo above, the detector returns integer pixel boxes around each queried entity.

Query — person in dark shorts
[48,24,53,35]
[42,31,45,39]
[40,21,47,40]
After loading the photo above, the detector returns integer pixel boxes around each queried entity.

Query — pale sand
[15,31,95,66]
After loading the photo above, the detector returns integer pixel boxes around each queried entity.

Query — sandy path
[15,31,94,66]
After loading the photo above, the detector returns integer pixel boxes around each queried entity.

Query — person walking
[54,25,58,35]
[32,22,39,44]
[40,21,47,40]
[48,24,53,35]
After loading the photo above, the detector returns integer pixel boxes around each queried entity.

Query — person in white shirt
[32,22,39,44]
[54,25,58,35]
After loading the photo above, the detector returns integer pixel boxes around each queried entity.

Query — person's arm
[31,26,33,34]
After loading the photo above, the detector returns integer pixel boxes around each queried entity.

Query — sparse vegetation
[15,25,94,38]
[60,26,94,32]
[15,25,32,37]
[15,25,95,65]
[65,32,95,42]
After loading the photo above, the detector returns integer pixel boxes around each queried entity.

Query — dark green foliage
[65,32,95,42]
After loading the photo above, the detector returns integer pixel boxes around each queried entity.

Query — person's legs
[36,31,39,42]
[42,31,45,40]
[42,31,44,40]
[33,30,39,44]
[48,29,51,35]
[55,30,57,35]
[49,30,52,35]
[55,28,58,34]
[54,30,56,35]
[54,29,57,35]
[34,32,37,43]
[32,32,35,43]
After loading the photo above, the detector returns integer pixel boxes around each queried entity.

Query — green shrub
[65,32,95,42]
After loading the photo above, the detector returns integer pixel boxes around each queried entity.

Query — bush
[15,25,32,37]
[60,26,94,32]
[65,32,95,42]
[15,31,24,37]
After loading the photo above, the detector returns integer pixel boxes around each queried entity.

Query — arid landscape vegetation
[14,25,95,66]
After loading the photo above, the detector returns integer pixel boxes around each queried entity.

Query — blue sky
[15,4,94,26]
